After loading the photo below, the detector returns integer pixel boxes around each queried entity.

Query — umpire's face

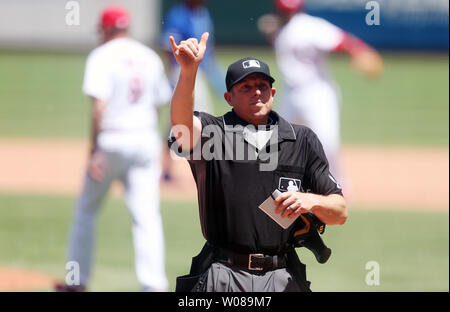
[224,73,276,126]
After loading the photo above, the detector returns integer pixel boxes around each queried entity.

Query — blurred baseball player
[258,0,383,184]
[55,6,171,292]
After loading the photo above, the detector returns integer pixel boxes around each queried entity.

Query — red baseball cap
[274,0,304,13]
[100,5,131,31]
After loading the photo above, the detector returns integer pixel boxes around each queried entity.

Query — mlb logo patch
[278,177,301,192]
[242,59,260,69]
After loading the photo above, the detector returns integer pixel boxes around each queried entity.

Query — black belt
[215,247,288,272]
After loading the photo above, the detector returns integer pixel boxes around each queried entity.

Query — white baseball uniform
[274,12,344,178]
[67,37,171,291]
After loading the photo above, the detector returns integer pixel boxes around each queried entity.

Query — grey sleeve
[304,128,343,196]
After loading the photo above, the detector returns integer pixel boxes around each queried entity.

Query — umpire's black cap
[225,57,275,91]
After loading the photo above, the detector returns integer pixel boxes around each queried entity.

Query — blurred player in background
[55,5,170,292]
[160,0,225,181]
[258,0,383,188]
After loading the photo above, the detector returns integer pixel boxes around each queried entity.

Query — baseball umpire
[169,33,347,292]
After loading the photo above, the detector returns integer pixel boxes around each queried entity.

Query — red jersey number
[128,76,143,104]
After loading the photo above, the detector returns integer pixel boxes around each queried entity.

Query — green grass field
[0,48,448,292]
[217,48,449,145]
[0,193,447,292]
[0,49,448,146]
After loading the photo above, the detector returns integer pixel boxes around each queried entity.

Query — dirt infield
[0,138,448,291]
[0,267,55,291]
[0,138,448,210]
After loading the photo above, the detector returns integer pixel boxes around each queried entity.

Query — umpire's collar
[223,110,297,141]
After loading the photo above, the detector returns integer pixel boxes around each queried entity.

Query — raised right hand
[169,32,209,69]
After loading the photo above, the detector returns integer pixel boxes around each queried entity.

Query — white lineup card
[258,189,299,229]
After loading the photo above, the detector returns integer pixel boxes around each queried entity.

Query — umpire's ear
[224,91,233,107]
